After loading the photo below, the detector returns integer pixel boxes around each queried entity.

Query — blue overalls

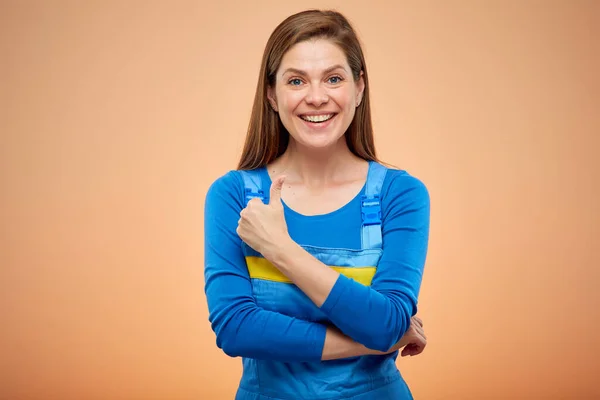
[236,161,413,400]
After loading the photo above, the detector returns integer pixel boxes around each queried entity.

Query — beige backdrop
[1,1,599,399]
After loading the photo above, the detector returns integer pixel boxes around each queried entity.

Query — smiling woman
[266,42,364,150]
[203,9,431,400]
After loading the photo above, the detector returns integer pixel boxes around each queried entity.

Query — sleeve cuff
[310,322,328,362]
[319,274,350,314]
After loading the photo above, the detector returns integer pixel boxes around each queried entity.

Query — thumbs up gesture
[237,175,291,260]
[268,175,285,208]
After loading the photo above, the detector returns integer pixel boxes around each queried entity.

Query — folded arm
[204,172,392,361]
[268,174,430,352]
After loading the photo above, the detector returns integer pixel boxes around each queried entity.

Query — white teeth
[301,114,334,123]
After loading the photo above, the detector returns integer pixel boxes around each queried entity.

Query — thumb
[269,175,286,206]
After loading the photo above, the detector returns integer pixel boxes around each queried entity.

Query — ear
[356,71,365,107]
[267,85,278,112]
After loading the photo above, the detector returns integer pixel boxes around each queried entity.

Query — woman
[204,9,430,400]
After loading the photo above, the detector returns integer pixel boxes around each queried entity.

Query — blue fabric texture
[204,161,430,399]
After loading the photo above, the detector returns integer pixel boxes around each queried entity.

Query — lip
[297,113,338,130]
[299,112,337,116]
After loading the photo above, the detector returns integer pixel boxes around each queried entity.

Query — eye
[328,75,343,84]
[288,78,303,86]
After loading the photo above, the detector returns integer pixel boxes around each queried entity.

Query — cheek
[332,87,355,107]
[279,93,303,113]
[331,94,355,117]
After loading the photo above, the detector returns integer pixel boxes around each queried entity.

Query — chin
[283,114,350,150]
[294,132,345,150]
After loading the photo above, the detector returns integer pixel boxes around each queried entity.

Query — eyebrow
[281,64,348,76]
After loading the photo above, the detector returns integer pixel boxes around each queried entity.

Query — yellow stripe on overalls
[246,256,376,286]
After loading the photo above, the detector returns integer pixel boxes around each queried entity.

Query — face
[267,39,365,150]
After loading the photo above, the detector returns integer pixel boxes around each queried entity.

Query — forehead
[279,39,350,74]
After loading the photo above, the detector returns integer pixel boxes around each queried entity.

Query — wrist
[264,235,297,266]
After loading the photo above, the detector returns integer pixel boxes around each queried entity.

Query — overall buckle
[245,188,264,200]
[361,195,381,226]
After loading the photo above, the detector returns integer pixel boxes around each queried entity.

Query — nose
[305,83,329,107]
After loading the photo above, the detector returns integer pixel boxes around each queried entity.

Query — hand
[391,316,427,357]
[236,175,290,258]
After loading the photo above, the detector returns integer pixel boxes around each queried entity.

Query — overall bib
[235,161,413,400]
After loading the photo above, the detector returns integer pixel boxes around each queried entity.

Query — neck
[275,138,364,186]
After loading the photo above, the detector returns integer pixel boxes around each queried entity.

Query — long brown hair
[237,9,381,170]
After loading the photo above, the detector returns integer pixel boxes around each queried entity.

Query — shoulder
[206,169,244,194]
[205,167,269,209]
[380,166,430,210]
[205,170,246,210]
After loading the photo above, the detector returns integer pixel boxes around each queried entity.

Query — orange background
[1,1,599,399]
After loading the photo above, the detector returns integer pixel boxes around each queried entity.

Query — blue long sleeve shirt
[203,167,430,362]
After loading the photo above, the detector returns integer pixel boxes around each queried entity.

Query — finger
[411,331,426,348]
[402,343,420,357]
[413,316,423,327]
[401,346,410,357]
[415,335,427,353]
[414,341,427,356]
[410,321,423,334]
[415,324,425,338]
[247,197,263,206]
[404,339,426,357]
[414,326,425,337]
[269,175,286,205]
[236,218,245,234]
[400,343,414,357]
[410,344,423,356]
[410,346,424,357]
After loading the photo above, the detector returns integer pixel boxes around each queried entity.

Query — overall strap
[238,169,265,205]
[361,161,388,250]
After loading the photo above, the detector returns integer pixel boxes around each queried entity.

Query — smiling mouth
[299,113,336,123]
